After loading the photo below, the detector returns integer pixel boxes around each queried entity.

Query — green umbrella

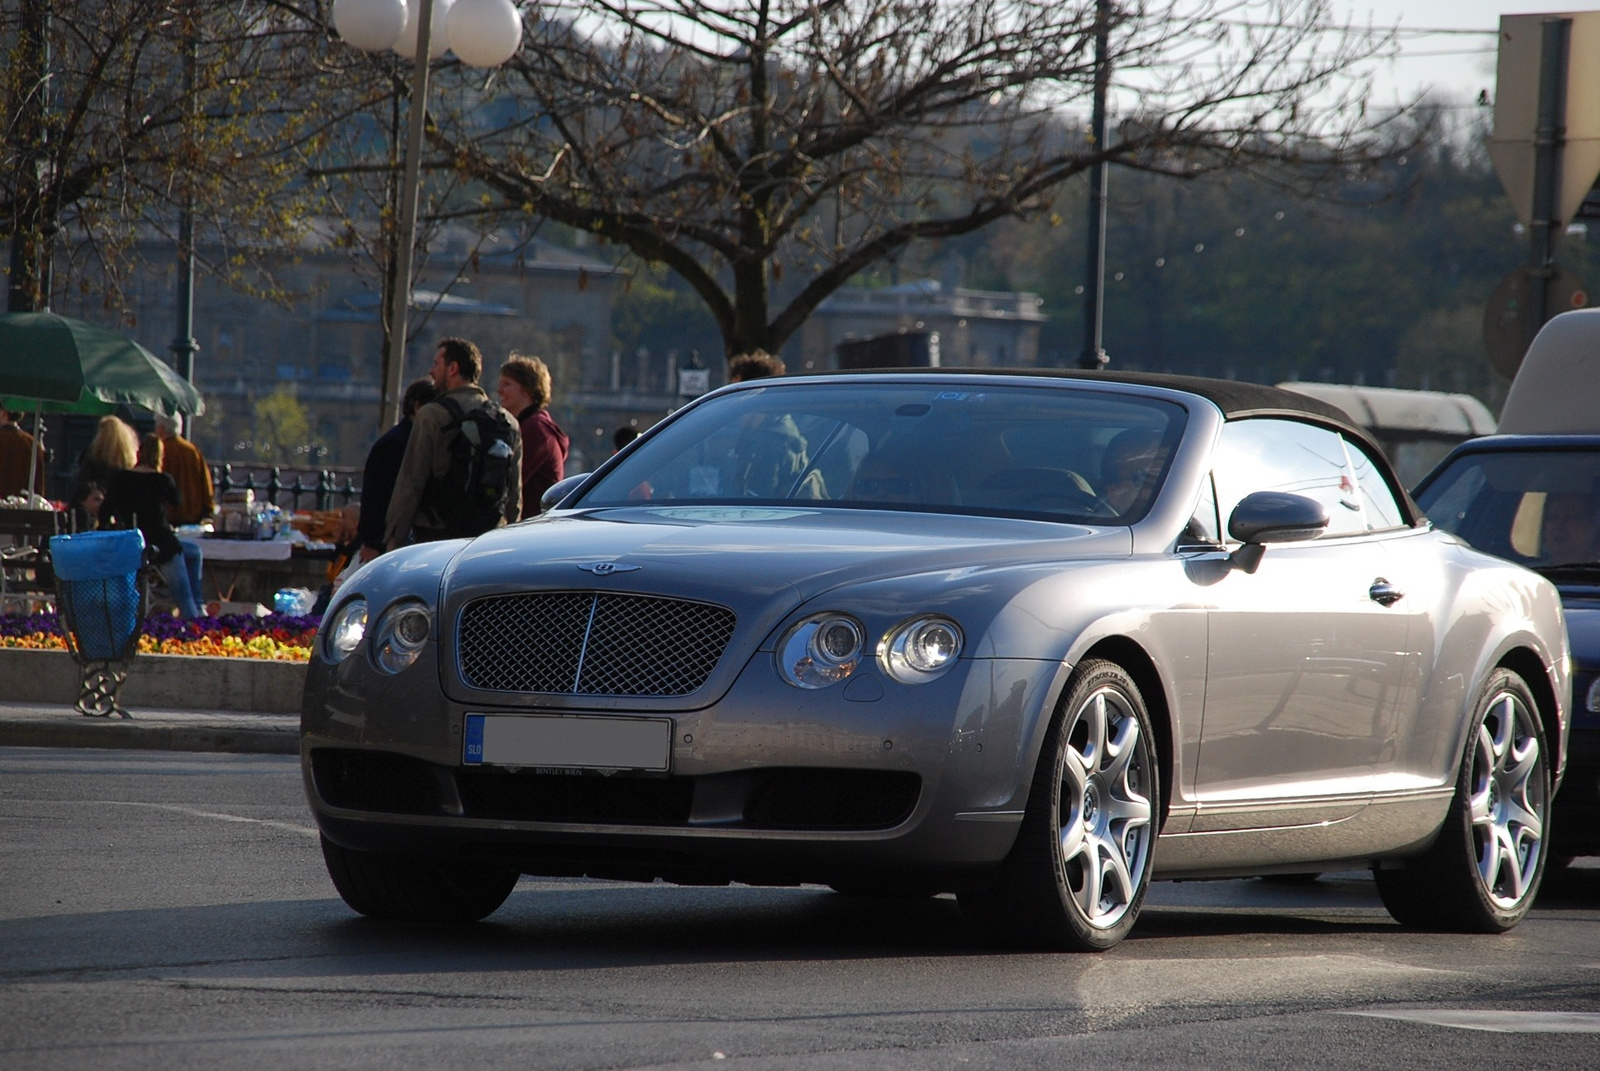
[0,311,204,417]
[0,311,204,501]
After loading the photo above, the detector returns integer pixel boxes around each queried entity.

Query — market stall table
[190,538,331,604]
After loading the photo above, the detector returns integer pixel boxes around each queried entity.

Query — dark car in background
[1412,309,1600,860]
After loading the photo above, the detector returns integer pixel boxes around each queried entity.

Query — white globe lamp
[332,0,408,52]
[395,0,455,59]
[447,0,523,68]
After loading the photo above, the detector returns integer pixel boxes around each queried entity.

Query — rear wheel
[320,835,518,923]
[960,660,1158,951]
[1375,668,1549,932]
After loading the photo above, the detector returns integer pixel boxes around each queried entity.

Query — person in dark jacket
[356,377,435,563]
[496,353,569,517]
[103,434,205,618]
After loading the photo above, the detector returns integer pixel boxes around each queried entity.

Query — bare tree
[423,0,1408,357]
[0,0,332,314]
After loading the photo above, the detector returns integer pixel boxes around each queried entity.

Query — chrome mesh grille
[458,592,737,696]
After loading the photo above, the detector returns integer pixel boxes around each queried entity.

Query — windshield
[576,381,1188,524]
[1415,448,1600,568]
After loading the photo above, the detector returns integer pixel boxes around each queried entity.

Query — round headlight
[777,613,865,689]
[880,616,964,683]
[323,597,368,663]
[373,600,432,674]
[1586,676,1600,714]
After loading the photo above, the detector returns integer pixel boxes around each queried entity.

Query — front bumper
[300,648,1064,887]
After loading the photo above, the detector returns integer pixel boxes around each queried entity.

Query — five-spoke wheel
[961,659,1158,951]
[1376,667,1550,932]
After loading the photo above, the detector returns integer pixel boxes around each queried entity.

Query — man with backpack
[384,337,523,550]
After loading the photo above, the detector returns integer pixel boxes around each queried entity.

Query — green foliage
[955,127,1598,404]
[611,265,723,359]
[251,389,312,465]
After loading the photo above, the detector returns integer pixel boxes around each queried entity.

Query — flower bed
[0,611,320,661]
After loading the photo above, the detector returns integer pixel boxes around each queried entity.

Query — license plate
[463,714,673,771]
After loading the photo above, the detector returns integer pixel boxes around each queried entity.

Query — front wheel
[1375,668,1550,932]
[960,659,1159,951]
[320,835,518,923]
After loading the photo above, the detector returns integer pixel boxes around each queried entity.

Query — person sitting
[71,417,138,533]
[103,434,205,618]
[1099,428,1169,517]
[1539,492,1600,565]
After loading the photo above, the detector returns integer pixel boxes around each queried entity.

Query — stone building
[795,277,1048,372]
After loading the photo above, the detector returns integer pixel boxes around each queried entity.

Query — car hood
[432,506,1129,710]
[443,505,1130,603]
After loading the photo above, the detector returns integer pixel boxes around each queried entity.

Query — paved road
[3,747,1599,1070]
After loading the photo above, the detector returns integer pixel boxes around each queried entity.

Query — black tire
[959,659,1159,951]
[1375,668,1550,933]
[320,835,518,923]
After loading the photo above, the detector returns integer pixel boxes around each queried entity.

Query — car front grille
[457,591,737,696]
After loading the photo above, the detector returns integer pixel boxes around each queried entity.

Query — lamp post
[331,0,524,428]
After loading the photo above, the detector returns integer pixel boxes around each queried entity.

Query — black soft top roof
[811,366,1355,426]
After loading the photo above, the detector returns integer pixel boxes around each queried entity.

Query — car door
[1193,418,1414,833]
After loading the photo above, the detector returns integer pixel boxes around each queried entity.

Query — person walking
[103,433,206,618]
[153,414,215,526]
[496,353,568,517]
[0,403,48,500]
[385,337,522,549]
[356,377,435,563]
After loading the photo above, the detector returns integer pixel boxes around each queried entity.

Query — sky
[1370,2,1577,103]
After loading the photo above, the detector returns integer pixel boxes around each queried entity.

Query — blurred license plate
[463,714,672,771]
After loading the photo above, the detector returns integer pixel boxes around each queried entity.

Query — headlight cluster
[777,613,865,689]
[880,616,963,683]
[776,612,963,688]
[321,596,432,674]
[373,600,433,674]
[323,597,368,663]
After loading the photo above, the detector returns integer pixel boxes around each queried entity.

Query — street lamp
[330,0,523,427]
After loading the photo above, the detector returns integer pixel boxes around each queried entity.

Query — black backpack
[427,396,519,537]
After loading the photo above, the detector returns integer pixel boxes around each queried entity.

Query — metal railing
[211,465,361,511]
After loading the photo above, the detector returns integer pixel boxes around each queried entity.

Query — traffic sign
[1487,12,1600,236]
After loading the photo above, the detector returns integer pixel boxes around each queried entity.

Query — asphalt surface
[0,701,297,754]
[3,748,1599,1071]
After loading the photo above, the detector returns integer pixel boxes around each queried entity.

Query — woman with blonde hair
[496,353,569,516]
[69,416,138,531]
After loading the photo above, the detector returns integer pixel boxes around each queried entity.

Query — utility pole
[1078,0,1111,371]
[170,5,201,437]
[1526,16,1570,350]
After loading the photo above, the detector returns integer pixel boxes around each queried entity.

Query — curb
[0,718,299,755]
[0,647,306,713]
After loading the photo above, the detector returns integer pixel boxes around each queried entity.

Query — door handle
[1369,578,1404,607]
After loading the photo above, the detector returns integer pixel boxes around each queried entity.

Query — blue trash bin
[49,530,146,717]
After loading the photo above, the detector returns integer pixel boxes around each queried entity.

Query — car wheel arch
[1497,645,1564,782]
[1062,636,1175,832]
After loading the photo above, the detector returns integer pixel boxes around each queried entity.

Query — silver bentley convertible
[302,371,1569,951]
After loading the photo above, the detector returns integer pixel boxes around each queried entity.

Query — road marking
[100,800,319,838]
[1344,1010,1600,1033]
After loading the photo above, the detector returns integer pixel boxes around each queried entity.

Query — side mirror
[540,473,590,513]
[1226,491,1329,573]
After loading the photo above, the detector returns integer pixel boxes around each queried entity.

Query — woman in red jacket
[496,353,569,517]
